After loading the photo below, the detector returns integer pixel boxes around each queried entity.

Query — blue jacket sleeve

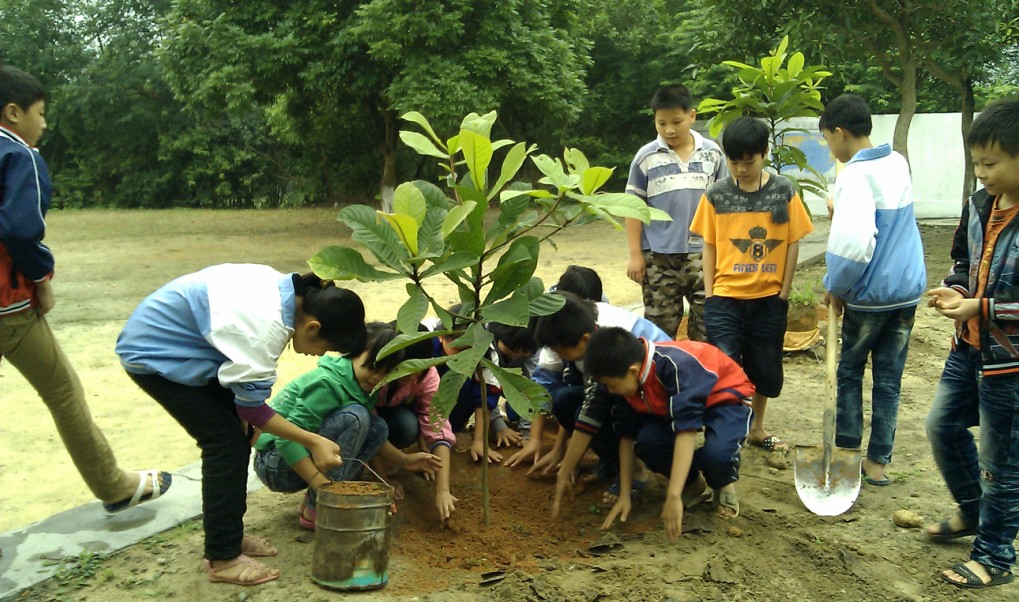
[0,148,53,280]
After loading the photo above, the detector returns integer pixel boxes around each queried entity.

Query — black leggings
[128,372,249,561]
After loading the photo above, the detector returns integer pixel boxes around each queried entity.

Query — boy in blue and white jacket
[819,94,926,486]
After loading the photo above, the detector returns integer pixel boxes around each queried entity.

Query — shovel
[792,303,862,516]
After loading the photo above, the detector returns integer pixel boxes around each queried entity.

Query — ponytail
[295,273,367,355]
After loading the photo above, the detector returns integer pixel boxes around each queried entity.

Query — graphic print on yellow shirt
[690,175,813,299]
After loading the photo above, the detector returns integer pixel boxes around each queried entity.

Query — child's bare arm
[602,438,636,530]
[663,431,697,543]
[780,241,800,299]
[702,243,716,297]
[432,445,457,521]
[506,412,545,467]
[625,217,646,284]
[551,430,593,518]
[291,457,331,489]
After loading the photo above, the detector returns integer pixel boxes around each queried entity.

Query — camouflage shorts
[641,250,706,341]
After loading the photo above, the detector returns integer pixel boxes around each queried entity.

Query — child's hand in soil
[435,489,458,522]
[392,481,406,501]
[661,495,685,543]
[495,427,523,448]
[471,439,503,463]
[602,495,631,531]
[505,438,542,468]
[528,447,562,478]
[551,473,572,518]
[402,451,442,476]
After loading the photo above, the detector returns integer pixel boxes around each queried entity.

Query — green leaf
[485,236,539,304]
[648,207,673,222]
[308,246,405,282]
[787,51,805,77]
[481,294,530,327]
[488,142,531,201]
[528,292,566,317]
[377,356,450,388]
[399,131,447,159]
[531,154,573,189]
[460,111,497,138]
[460,129,493,191]
[580,166,614,195]
[583,192,654,222]
[446,322,494,377]
[401,111,444,148]
[378,329,448,360]
[419,251,481,278]
[430,370,468,424]
[563,148,590,174]
[500,188,555,202]
[339,205,410,271]
[379,212,420,255]
[393,182,428,226]
[442,201,477,238]
[481,359,549,419]
[397,284,429,334]
[486,195,531,244]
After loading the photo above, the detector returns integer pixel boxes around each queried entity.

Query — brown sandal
[241,535,277,557]
[205,554,279,586]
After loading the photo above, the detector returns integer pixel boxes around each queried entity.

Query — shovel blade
[792,444,862,516]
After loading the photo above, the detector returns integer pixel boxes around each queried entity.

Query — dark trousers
[552,384,621,477]
[128,372,248,561]
[633,404,751,491]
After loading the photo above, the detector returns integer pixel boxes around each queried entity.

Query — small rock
[726,526,743,538]
[238,593,249,602]
[156,557,167,565]
[769,467,779,475]
[893,509,924,528]
[766,453,788,470]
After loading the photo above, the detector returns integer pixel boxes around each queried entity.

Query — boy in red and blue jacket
[567,326,753,542]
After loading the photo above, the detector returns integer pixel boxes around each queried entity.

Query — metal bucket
[311,480,394,591]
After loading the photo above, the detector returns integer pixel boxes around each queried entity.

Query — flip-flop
[103,470,172,514]
[205,555,279,586]
[941,562,1015,589]
[749,436,788,453]
[712,488,739,519]
[927,519,976,542]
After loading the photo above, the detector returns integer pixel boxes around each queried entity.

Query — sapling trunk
[479,375,491,527]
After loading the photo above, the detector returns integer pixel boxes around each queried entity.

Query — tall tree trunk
[892,61,918,161]
[960,77,976,201]
[380,109,397,212]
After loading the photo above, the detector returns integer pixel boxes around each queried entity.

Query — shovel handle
[823,303,839,447]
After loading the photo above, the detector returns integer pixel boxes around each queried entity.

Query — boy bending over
[571,327,753,541]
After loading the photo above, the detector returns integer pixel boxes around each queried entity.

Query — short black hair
[361,322,404,373]
[0,65,46,113]
[651,84,694,112]
[968,98,1019,157]
[552,265,603,302]
[585,327,645,379]
[721,116,770,160]
[295,273,366,355]
[818,93,872,137]
[530,292,598,348]
[487,322,538,355]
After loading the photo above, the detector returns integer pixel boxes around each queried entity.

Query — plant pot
[787,302,820,333]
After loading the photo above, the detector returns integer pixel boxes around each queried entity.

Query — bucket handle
[342,458,392,490]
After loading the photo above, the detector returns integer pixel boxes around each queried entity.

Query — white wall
[779,113,970,219]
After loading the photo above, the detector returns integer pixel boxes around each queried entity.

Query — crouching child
[583,327,754,542]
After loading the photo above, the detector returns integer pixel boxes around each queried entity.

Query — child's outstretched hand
[661,495,685,543]
[551,472,572,518]
[926,287,964,310]
[436,489,458,522]
[602,495,631,531]
[527,447,562,478]
[505,438,542,468]
[402,451,442,476]
[471,439,503,463]
[495,427,523,448]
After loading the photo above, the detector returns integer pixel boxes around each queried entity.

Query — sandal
[941,561,1015,589]
[712,487,740,519]
[298,491,317,530]
[927,518,976,542]
[205,554,279,586]
[241,535,277,557]
[103,470,172,514]
[749,435,788,453]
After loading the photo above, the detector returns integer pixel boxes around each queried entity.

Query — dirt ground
[3,211,1013,601]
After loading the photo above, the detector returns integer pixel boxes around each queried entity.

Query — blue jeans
[927,344,1019,572]
[254,404,388,493]
[834,306,915,464]
[377,405,420,449]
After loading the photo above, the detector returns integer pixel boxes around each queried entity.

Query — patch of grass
[49,550,106,595]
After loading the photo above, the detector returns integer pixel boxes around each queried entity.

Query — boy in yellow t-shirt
[690,116,813,453]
